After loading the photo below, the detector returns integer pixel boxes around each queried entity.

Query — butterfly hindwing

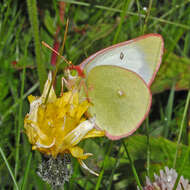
[86,65,151,140]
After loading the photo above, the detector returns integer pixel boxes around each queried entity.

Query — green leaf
[126,135,190,179]
[151,52,190,94]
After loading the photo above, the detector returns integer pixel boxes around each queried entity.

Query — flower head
[24,72,105,176]
[140,167,190,190]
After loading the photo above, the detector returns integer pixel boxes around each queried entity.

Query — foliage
[0,0,190,189]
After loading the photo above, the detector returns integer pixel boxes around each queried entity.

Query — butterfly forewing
[81,34,163,86]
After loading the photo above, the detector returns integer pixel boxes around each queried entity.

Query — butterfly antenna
[62,19,69,59]
[56,18,71,66]
[42,41,70,65]
[41,19,71,66]
[43,19,71,104]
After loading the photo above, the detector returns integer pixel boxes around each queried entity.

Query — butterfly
[76,34,164,140]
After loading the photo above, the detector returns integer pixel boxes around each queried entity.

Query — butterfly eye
[70,69,78,77]
[64,68,78,80]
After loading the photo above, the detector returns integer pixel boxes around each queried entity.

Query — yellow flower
[24,72,105,176]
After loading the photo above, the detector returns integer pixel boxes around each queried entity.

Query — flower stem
[173,90,190,168]
[173,146,190,190]
[145,117,150,177]
[95,141,113,190]
[113,0,130,44]
[142,0,153,34]
[122,140,143,190]
[15,37,30,178]
[0,147,19,190]
[21,152,32,190]
[107,145,123,190]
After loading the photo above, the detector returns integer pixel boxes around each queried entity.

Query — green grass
[1,0,190,189]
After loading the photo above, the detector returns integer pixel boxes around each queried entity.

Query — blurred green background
[1,0,190,189]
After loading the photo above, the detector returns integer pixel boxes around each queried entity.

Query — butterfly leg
[78,79,91,103]
[60,76,69,96]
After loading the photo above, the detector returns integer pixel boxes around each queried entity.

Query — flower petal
[69,146,92,160]
[78,159,99,176]
[62,120,95,147]
[41,72,56,103]
[76,100,90,120]
[83,128,105,139]
[28,95,37,103]
[35,138,55,149]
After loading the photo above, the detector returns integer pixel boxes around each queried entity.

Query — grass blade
[173,90,190,168]
[26,0,47,91]
[122,140,143,190]
[0,147,19,190]
[21,152,32,190]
